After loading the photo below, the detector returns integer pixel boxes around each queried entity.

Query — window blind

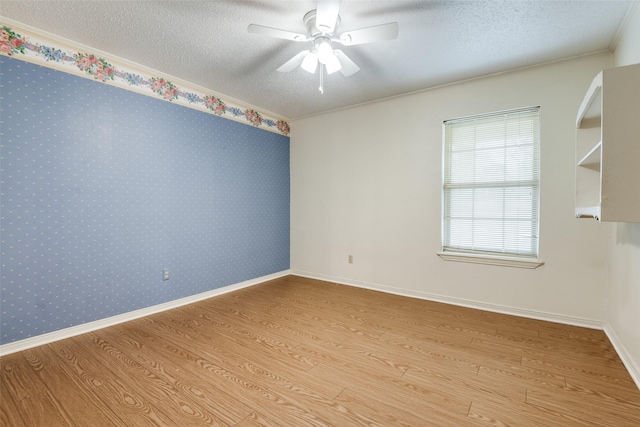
[442,107,540,258]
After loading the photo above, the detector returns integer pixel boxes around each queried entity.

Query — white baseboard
[290,269,604,330]
[0,270,290,356]
[603,324,640,390]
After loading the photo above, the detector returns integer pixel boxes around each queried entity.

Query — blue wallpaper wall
[0,56,290,344]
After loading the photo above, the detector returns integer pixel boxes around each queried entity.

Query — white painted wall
[608,3,640,385]
[291,53,612,325]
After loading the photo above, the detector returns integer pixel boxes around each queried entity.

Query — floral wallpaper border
[0,22,290,136]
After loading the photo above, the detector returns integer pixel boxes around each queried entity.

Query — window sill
[437,251,544,269]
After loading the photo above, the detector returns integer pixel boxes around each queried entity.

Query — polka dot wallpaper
[0,56,290,344]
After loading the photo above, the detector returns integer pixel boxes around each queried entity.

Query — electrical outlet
[163,269,170,281]
[348,255,353,264]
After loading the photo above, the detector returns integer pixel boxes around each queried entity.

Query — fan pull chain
[319,64,324,94]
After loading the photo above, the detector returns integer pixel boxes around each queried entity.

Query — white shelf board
[576,71,603,128]
[577,141,602,170]
[575,206,601,220]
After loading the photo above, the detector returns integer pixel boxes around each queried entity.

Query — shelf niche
[575,63,640,223]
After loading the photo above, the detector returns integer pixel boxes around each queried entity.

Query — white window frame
[438,107,544,269]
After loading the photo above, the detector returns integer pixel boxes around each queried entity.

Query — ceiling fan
[248,0,399,93]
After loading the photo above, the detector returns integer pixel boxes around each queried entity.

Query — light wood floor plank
[0,384,27,426]
[565,374,640,402]
[11,390,76,426]
[521,354,634,383]
[403,366,527,405]
[21,347,126,426]
[476,364,567,393]
[375,331,483,377]
[308,362,473,419]
[235,411,283,427]
[468,399,603,427]
[1,275,639,426]
[526,388,640,426]
[1,352,44,401]
[334,387,479,427]
[294,339,409,378]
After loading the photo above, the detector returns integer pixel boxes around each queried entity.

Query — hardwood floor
[2,275,640,426]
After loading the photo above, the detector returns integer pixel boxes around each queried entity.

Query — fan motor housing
[303,9,340,36]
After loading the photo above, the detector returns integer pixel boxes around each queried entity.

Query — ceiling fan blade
[277,50,311,72]
[316,0,341,33]
[248,24,309,41]
[339,22,399,46]
[333,50,360,77]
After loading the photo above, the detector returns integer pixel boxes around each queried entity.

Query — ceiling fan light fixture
[325,53,342,74]
[316,39,334,64]
[301,51,319,73]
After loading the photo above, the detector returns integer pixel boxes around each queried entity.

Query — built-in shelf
[577,141,602,171]
[575,206,601,220]
[576,72,603,128]
[574,63,640,223]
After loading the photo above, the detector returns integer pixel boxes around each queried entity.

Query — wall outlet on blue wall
[163,269,170,281]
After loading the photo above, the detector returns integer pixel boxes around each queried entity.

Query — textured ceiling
[0,1,635,119]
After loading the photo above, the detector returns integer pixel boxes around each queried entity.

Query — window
[440,107,541,267]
